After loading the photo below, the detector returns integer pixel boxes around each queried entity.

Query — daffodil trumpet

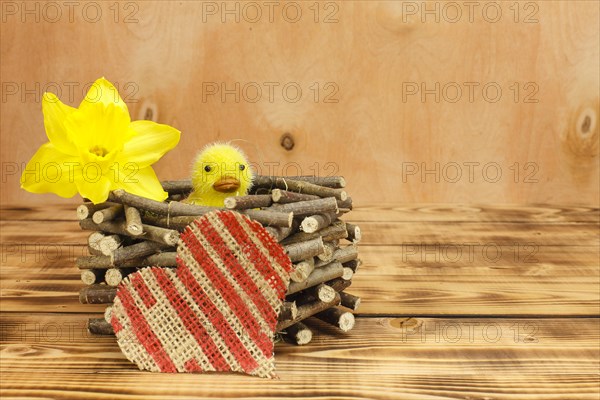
[20,77,180,204]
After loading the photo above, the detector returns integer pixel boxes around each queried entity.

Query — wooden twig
[99,235,122,256]
[105,267,136,287]
[278,301,298,321]
[333,245,358,264]
[300,283,337,304]
[143,209,293,229]
[337,197,353,210]
[80,218,179,246]
[110,189,216,217]
[92,204,123,224]
[271,189,319,204]
[281,220,348,246]
[270,197,338,217]
[141,224,180,246]
[77,252,178,270]
[253,176,347,201]
[260,175,346,189]
[316,241,336,262]
[325,277,353,292]
[79,285,116,304]
[88,318,115,335]
[264,226,294,242]
[80,269,105,285]
[287,261,343,295]
[343,259,361,273]
[301,212,336,233]
[340,292,361,311]
[315,307,355,332]
[277,293,340,331]
[111,241,168,266]
[76,255,112,269]
[124,205,143,236]
[87,245,103,256]
[76,202,116,220]
[160,180,193,194]
[283,237,324,263]
[346,222,361,243]
[241,209,293,227]
[141,214,195,231]
[290,258,315,283]
[87,231,105,254]
[342,267,354,280]
[224,194,272,210]
[282,322,313,345]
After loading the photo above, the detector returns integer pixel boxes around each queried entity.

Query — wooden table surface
[1,204,599,399]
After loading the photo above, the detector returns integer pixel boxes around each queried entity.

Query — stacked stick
[78,175,362,345]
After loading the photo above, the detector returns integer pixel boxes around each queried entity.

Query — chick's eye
[239,164,246,171]
[204,165,212,172]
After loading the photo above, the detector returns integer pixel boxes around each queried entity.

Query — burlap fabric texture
[110,210,292,378]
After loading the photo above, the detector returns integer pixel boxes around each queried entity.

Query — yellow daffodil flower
[21,77,180,204]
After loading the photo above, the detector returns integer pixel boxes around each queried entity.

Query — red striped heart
[110,211,292,378]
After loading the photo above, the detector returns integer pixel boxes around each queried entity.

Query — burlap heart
[110,211,292,378]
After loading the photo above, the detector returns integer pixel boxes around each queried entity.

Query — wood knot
[137,99,159,122]
[564,101,599,157]
[280,133,295,151]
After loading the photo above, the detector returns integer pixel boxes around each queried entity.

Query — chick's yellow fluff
[186,142,253,207]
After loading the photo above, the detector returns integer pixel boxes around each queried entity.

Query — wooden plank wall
[1,1,598,206]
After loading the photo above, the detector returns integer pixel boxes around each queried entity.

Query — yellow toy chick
[186,142,253,207]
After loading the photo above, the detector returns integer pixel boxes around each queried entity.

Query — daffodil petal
[113,166,168,202]
[64,101,132,153]
[79,77,128,114]
[42,93,78,155]
[75,174,112,204]
[118,121,181,168]
[20,143,80,198]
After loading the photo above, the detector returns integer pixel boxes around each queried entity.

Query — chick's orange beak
[213,177,240,193]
